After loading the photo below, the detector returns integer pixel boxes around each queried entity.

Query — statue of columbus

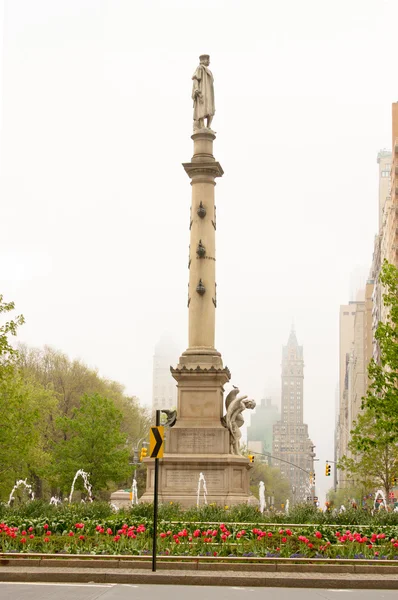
[192,54,215,131]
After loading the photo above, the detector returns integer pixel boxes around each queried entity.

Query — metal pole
[152,409,160,572]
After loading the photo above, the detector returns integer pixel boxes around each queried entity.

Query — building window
[381,164,390,177]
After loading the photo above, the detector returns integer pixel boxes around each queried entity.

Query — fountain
[259,481,266,513]
[49,496,61,505]
[8,479,35,506]
[196,472,208,507]
[285,499,289,514]
[373,489,387,511]
[68,469,93,503]
[131,476,138,506]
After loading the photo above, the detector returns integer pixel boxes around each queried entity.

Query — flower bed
[2,520,398,560]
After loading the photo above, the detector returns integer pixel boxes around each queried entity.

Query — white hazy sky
[1,0,396,501]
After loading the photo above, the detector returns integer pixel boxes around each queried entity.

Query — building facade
[335,106,398,491]
[371,149,392,361]
[272,328,315,502]
[247,397,280,457]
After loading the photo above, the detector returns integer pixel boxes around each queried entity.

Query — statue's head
[199,54,210,66]
[243,399,256,410]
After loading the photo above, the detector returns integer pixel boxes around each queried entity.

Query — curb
[2,556,398,574]
[1,567,398,588]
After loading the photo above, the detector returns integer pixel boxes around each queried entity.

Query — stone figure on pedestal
[222,386,256,455]
[192,54,215,131]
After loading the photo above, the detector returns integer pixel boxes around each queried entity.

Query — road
[0,584,397,600]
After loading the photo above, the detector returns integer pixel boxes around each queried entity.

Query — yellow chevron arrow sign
[149,426,164,459]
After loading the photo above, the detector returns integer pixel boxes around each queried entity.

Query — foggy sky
[1,0,397,502]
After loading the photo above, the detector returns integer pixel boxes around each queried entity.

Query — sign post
[150,412,164,572]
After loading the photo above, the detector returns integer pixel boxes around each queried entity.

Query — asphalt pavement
[1,584,398,600]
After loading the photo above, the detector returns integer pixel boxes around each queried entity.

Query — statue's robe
[192,65,215,121]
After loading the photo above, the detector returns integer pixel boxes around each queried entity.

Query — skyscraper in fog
[272,328,314,502]
[247,397,280,456]
[152,335,178,413]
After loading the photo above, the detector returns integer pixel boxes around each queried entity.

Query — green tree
[0,294,24,378]
[337,407,398,498]
[360,260,398,445]
[53,393,131,495]
[327,483,368,509]
[0,295,43,500]
[249,461,291,508]
[18,345,151,451]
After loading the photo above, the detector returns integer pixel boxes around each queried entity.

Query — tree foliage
[53,394,131,494]
[337,261,398,497]
[0,294,24,378]
[0,294,150,502]
[360,260,398,445]
[337,408,398,498]
[249,461,291,508]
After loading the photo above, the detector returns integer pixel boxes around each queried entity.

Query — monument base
[110,490,131,510]
[140,454,255,507]
[141,360,256,507]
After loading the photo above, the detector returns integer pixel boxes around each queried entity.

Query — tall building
[272,328,314,502]
[336,302,356,471]
[336,107,398,490]
[152,335,178,413]
[371,149,392,362]
[247,397,280,457]
[350,298,366,429]
[336,289,374,487]
[382,105,398,269]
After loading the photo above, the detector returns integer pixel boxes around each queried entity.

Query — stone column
[140,128,254,507]
[181,129,223,369]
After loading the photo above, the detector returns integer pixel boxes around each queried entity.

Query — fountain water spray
[8,479,35,506]
[68,469,93,503]
[131,476,138,506]
[196,472,208,507]
[258,481,266,513]
[285,499,289,514]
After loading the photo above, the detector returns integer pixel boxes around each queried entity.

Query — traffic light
[248,455,254,463]
[392,476,398,487]
[325,463,331,477]
[140,447,148,461]
[309,471,316,485]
